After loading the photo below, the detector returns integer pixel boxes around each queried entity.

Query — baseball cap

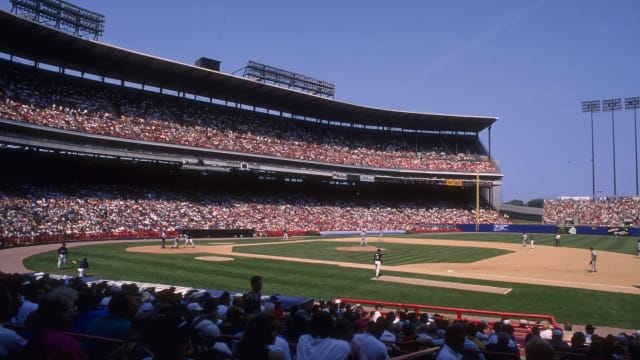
[195,319,220,342]
[553,329,563,337]
[187,302,203,312]
[586,324,596,332]
[138,302,154,313]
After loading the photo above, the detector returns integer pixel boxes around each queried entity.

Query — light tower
[602,98,622,197]
[625,97,640,196]
[581,100,601,199]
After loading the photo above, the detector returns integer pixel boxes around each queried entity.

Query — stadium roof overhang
[0,10,497,133]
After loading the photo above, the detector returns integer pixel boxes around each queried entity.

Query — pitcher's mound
[195,256,234,262]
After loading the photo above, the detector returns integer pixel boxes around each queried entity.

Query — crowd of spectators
[0,183,507,246]
[0,61,499,174]
[543,198,640,227]
[2,272,639,359]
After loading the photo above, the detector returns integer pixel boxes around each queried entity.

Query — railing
[335,297,558,328]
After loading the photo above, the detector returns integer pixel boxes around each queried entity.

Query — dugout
[180,228,254,238]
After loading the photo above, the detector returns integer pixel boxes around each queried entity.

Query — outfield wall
[458,223,640,236]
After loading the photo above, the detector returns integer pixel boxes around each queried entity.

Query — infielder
[589,247,597,272]
[521,233,528,247]
[183,233,194,248]
[374,248,383,278]
[360,229,367,246]
[77,257,89,277]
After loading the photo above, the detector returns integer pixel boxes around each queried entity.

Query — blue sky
[5,1,640,202]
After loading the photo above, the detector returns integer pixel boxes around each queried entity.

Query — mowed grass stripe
[234,241,510,265]
[409,233,638,254]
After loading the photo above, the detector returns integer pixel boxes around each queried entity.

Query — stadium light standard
[581,100,601,199]
[475,171,480,233]
[625,97,640,196]
[602,98,622,197]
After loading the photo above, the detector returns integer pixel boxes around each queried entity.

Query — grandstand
[0,7,507,245]
[2,5,639,360]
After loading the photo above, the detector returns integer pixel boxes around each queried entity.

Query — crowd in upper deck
[0,61,498,174]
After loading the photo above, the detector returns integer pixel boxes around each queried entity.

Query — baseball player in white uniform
[360,230,367,246]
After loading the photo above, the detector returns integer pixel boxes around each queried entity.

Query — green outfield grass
[22,233,640,329]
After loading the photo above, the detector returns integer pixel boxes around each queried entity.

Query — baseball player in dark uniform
[57,242,68,269]
[374,248,383,278]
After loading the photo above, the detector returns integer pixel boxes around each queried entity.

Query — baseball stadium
[1,2,639,359]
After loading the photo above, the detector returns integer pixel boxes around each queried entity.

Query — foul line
[376,275,512,295]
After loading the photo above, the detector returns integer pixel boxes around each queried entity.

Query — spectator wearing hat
[585,324,597,345]
[191,312,231,360]
[186,301,203,317]
[570,331,590,358]
[549,328,570,354]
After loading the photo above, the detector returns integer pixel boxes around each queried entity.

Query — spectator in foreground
[23,286,88,360]
[436,323,466,360]
[525,337,556,360]
[0,278,27,358]
[84,291,139,359]
[234,312,283,360]
[296,311,350,360]
[352,317,390,360]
